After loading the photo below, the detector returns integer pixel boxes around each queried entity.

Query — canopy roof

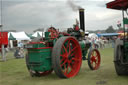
[32,31,45,37]
[9,33,16,40]
[25,33,35,39]
[88,33,98,39]
[97,33,119,37]
[8,31,31,40]
[106,0,128,10]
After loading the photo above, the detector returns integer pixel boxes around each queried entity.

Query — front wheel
[88,48,101,70]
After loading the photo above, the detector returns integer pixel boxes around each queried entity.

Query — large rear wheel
[114,39,128,75]
[52,37,82,78]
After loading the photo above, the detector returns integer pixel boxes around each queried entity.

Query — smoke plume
[67,0,82,11]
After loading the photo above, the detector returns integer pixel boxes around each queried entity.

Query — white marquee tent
[32,31,45,37]
[88,33,98,39]
[8,32,31,48]
[8,31,31,40]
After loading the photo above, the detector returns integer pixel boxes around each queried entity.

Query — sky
[0,0,123,33]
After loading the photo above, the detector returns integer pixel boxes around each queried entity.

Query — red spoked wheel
[48,27,59,39]
[88,49,101,70]
[25,54,53,77]
[52,37,82,78]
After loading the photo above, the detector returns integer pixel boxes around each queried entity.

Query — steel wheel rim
[59,38,82,78]
[90,49,100,70]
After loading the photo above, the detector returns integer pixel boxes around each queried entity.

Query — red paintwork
[0,32,8,45]
[106,0,128,10]
[74,25,79,31]
[48,27,59,39]
[90,49,100,70]
[27,47,52,49]
[37,70,53,76]
[60,37,82,78]
[29,41,45,44]
[0,32,8,51]
[59,32,71,36]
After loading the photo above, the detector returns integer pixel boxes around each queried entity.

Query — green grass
[0,48,128,85]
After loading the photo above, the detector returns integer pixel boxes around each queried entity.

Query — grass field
[0,47,128,85]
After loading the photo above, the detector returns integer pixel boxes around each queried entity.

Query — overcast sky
[0,0,122,33]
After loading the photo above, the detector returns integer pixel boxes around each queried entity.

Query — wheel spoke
[65,62,69,74]
[63,64,66,71]
[61,47,65,54]
[94,58,96,63]
[61,60,67,67]
[66,40,71,51]
[91,56,94,61]
[64,60,73,74]
[94,62,98,69]
[60,53,67,58]
[70,46,78,54]
[65,66,69,74]
[96,54,99,59]
[91,51,94,56]
[91,56,96,63]
[91,56,99,69]
[71,58,81,62]
[60,58,65,64]
[70,51,75,57]
[91,61,93,64]
[68,43,71,54]
[63,45,68,54]
[67,40,71,55]
[66,61,73,74]
[69,63,72,69]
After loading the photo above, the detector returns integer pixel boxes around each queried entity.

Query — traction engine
[25,8,101,78]
[106,0,128,75]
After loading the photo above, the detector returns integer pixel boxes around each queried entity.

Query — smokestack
[79,8,85,32]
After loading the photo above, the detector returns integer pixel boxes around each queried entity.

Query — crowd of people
[86,36,117,49]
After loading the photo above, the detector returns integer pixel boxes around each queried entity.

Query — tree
[105,26,115,33]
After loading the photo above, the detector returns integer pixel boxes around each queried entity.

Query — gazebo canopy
[97,33,119,37]
[106,0,128,10]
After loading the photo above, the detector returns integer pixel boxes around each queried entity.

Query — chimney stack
[79,8,85,32]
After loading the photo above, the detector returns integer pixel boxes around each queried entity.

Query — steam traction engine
[25,8,101,78]
[106,0,128,75]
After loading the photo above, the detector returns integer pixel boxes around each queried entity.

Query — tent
[8,33,16,40]
[32,31,45,37]
[88,33,98,39]
[8,32,31,40]
[25,33,35,39]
